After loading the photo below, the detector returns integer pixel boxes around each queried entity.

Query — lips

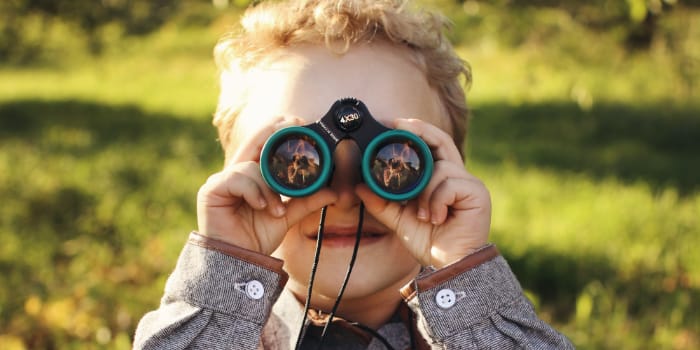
[304,224,389,248]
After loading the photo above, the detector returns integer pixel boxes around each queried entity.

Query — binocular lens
[266,135,323,190]
[261,122,432,201]
[367,139,425,194]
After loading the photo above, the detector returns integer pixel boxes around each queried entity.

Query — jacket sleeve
[133,232,288,350]
[401,245,575,349]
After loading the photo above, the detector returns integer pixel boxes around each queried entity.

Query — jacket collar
[264,288,430,349]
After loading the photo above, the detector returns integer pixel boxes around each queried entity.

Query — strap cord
[294,206,328,350]
[316,202,365,349]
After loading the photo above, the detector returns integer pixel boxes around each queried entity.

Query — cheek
[272,227,314,276]
[380,238,420,273]
[273,227,302,258]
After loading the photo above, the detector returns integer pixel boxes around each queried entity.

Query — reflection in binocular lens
[269,136,321,189]
[370,141,422,193]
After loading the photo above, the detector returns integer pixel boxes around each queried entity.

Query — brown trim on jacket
[400,244,500,301]
[187,231,289,288]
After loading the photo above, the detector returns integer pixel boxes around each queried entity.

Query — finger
[230,116,307,164]
[428,179,460,225]
[415,160,468,222]
[393,118,462,164]
[200,163,272,211]
[235,162,288,217]
[283,189,338,227]
[202,173,268,211]
[429,177,490,225]
[355,184,406,231]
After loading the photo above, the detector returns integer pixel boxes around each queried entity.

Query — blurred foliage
[436,0,700,103]
[0,0,699,349]
[1,0,697,63]
[0,0,187,62]
[448,0,688,48]
[0,100,221,349]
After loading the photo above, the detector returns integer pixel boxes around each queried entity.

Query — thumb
[283,189,338,227]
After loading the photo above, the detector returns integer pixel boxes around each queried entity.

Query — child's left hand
[356,118,491,269]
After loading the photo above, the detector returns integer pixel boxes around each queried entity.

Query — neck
[333,291,401,329]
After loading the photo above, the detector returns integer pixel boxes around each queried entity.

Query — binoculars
[260,98,433,201]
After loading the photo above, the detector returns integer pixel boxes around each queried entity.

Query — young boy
[134,0,574,348]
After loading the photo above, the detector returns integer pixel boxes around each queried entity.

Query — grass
[0,3,699,349]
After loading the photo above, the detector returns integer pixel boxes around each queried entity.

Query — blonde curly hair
[213,0,471,160]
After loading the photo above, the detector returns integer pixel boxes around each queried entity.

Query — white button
[435,288,457,309]
[245,280,265,300]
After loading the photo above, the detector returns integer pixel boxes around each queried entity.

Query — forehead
[234,43,450,137]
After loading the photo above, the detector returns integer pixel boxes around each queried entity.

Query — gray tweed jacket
[134,232,574,349]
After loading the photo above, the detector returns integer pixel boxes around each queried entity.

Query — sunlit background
[0,0,698,349]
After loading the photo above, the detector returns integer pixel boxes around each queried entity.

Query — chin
[315,251,418,295]
[276,228,420,300]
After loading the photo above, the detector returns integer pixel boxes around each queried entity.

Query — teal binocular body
[260,98,433,201]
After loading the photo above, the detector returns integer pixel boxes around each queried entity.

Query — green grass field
[1,2,698,349]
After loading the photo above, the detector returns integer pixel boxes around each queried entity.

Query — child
[134,0,574,348]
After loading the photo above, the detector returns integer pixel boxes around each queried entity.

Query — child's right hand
[195,117,338,255]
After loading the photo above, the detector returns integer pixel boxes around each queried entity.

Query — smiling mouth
[310,232,385,239]
[305,229,387,247]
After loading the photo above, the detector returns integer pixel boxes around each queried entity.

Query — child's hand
[356,118,491,268]
[196,117,337,255]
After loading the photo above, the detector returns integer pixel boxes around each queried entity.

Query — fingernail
[431,215,440,225]
[259,198,268,208]
[417,208,428,221]
[275,205,286,217]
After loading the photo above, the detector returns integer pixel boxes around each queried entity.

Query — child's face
[232,42,452,306]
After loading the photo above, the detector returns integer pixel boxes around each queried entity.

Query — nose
[329,139,362,209]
